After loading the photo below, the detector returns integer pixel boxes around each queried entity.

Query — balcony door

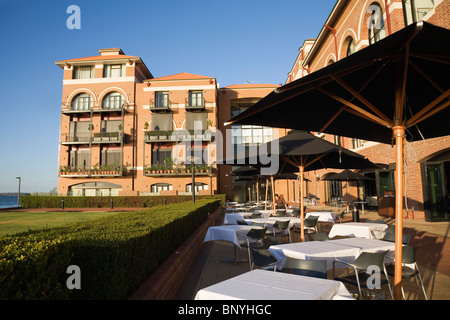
[422,161,450,221]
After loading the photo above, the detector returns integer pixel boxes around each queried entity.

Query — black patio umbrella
[234,130,379,241]
[322,169,374,204]
[225,21,450,299]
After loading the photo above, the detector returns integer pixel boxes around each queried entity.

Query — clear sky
[0,0,336,193]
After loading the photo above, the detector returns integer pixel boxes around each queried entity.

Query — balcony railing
[61,132,123,144]
[149,99,171,112]
[59,165,123,177]
[144,130,212,142]
[62,103,129,114]
[144,164,213,176]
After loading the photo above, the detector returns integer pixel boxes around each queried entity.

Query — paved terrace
[175,206,450,300]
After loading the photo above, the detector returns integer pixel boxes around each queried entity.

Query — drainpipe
[384,0,392,35]
[325,24,339,61]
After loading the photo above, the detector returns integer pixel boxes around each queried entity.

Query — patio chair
[239,227,269,269]
[249,247,282,271]
[249,212,262,219]
[281,257,328,279]
[381,226,411,244]
[250,221,266,227]
[276,209,286,217]
[385,246,427,300]
[304,215,319,234]
[291,208,300,217]
[236,219,248,225]
[333,250,393,300]
[272,220,291,243]
[308,232,330,241]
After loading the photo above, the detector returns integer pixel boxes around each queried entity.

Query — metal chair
[239,227,269,270]
[386,246,427,300]
[281,257,328,279]
[272,220,291,243]
[236,219,248,225]
[382,226,412,244]
[249,246,282,271]
[308,232,330,241]
[333,250,393,300]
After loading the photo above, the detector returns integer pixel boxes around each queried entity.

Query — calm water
[0,196,20,209]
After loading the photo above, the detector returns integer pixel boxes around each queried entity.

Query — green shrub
[0,199,220,299]
[19,194,226,209]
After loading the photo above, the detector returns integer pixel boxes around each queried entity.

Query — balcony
[144,130,212,143]
[62,104,129,114]
[92,132,123,144]
[149,99,171,113]
[61,132,123,144]
[144,164,213,177]
[59,164,124,177]
[185,98,205,111]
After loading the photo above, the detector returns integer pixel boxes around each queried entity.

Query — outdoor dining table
[328,222,388,239]
[203,225,264,247]
[305,211,337,223]
[223,212,254,224]
[243,216,302,229]
[268,241,362,270]
[194,269,354,300]
[255,209,277,218]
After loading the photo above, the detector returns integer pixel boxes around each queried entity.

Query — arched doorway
[68,182,122,196]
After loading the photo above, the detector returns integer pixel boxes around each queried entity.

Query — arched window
[151,183,172,193]
[71,93,93,111]
[346,37,356,56]
[186,182,208,193]
[367,3,386,45]
[102,92,124,110]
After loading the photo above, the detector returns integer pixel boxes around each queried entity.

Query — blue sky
[0,0,336,193]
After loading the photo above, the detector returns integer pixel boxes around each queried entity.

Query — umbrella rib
[408,99,450,128]
[315,86,391,128]
[331,75,392,124]
[407,87,450,127]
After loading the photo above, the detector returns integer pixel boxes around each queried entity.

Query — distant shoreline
[0,193,31,196]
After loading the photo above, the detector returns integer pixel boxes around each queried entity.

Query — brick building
[283,0,450,221]
[55,49,279,200]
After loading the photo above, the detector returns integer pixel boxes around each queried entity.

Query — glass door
[423,162,448,221]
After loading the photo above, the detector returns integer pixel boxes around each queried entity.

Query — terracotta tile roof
[147,72,213,81]
[222,83,280,89]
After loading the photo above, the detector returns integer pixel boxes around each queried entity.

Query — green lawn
[0,211,122,237]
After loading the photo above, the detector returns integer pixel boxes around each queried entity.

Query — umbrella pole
[256,179,260,205]
[271,176,276,216]
[265,178,269,210]
[299,165,305,242]
[393,125,405,300]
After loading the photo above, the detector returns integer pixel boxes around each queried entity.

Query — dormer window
[104,64,125,78]
[73,65,94,79]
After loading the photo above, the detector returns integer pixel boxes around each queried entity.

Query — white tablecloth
[328,222,388,239]
[243,217,302,229]
[305,211,337,223]
[203,225,263,247]
[223,212,254,224]
[269,241,361,270]
[255,209,277,218]
[329,237,396,260]
[194,269,354,300]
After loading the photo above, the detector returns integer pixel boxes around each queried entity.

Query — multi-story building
[284,0,450,221]
[55,49,279,200]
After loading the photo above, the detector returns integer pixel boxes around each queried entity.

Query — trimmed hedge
[0,199,220,299]
[19,194,226,209]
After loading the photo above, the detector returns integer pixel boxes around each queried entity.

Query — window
[103,64,125,78]
[346,37,355,56]
[186,112,207,131]
[186,182,208,193]
[102,92,124,109]
[189,91,204,107]
[101,149,122,169]
[73,66,94,79]
[368,3,386,44]
[151,145,172,165]
[70,149,90,170]
[71,93,93,111]
[352,138,363,149]
[151,183,172,193]
[334,135,342,147]
[151,113,173,131]
[155,92,169,108]
[402,0,436,26]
